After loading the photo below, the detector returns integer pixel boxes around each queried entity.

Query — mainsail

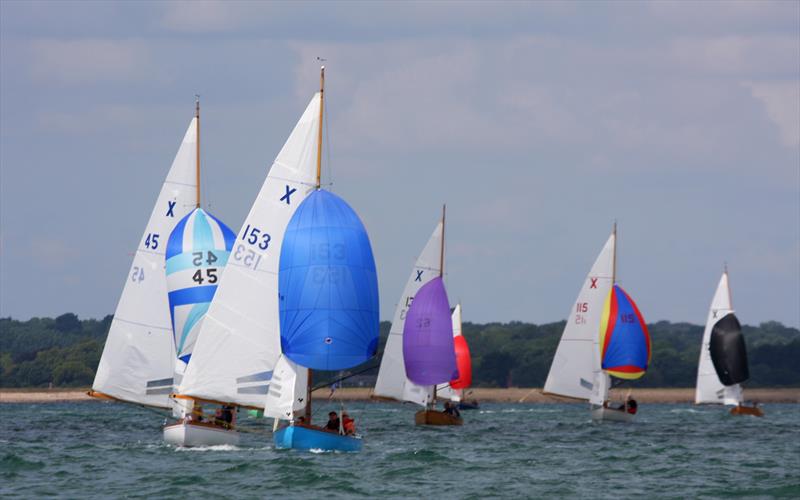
[92,118,198,408]
[373,221,444,406]
[165,208,235,386]
[543,232,615,401]
[177,94,320,408]
[695,271,744,405]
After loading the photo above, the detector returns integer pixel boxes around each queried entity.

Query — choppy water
[1,401,798,498]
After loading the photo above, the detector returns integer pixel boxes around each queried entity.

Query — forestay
[165,208,235,385]
[279,190,379,371]
[178,95,320,408]
[373,222,443,406]
[543,233,615,401]
[93,118,198,408]
[695,271,743,405]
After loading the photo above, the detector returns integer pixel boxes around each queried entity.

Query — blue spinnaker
[279,190,379,371]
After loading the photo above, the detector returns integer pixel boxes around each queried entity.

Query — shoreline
[1,387,798,404]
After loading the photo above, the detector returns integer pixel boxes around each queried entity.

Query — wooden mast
[440,204,446,277]
[432,204,446,408]
[305,66,325,424]
[315,66,325,190]
[195,95,201,208]
[612,221,617,285]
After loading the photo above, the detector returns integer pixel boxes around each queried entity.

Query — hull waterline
[591,406,635,423]
[415,409,463,426]
[163,421,240,447]
[273,425,362,452]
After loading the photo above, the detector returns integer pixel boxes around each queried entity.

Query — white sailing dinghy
[174,74,321,441]
[374,208,462,426]
[543,225,651,423]
[161,100,238,447]
[695,267,763,417]
[91,108,199,409]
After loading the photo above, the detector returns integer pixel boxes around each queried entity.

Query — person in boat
[342,412,355,436]
[221,405,234,425]
[325,411,340,433]
[614,397,638,414]
[443,401,461,418]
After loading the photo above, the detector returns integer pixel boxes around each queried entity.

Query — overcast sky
[1,1,798,327]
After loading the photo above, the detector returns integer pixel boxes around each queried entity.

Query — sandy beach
[1,387,798,404]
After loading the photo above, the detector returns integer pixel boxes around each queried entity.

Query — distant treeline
[1,314,799,388]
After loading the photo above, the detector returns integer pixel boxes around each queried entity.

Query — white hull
[163,422,240,447]
[591,406,635,423]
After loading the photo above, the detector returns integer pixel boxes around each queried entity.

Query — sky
[1,0,798,327]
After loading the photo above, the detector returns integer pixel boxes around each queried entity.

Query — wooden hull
[273,425,362,452]
[730,405,765,417]
[591,406,635,423]
[415,409,463,426]
[163,421,240,447]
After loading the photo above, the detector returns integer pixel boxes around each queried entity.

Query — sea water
[1,402,798,498]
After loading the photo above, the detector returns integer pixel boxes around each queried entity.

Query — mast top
[195,94,200,208]
[315,66,325,190]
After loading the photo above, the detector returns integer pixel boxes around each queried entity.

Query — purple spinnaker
[402,277,458,385]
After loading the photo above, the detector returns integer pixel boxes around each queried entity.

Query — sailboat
[174,74,322,436]
[543,224,651,423]
[91,106,199,409]
[269,67,379,452]
[436,304,477,409]
[374,208,462,426]
[695,267,763,417]
[162,100,239,446]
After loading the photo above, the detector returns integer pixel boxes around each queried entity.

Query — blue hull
[273,426,362,452]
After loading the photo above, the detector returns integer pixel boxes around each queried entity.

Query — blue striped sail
[165,208,235,365]
[278,190,380,371]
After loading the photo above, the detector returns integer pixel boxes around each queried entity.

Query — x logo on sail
[280,185,297,205]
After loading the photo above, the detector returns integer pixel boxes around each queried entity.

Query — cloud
[158,1,271,33]
[745,81,800,148]
[28,39,156,85]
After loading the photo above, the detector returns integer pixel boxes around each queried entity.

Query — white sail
[263,355,308,420]
[695,271,742,405]
[436,304,463,402]
[543,232,615,402]
[373,222,443,406]
[177,94,320,408]
[93,118,198,408]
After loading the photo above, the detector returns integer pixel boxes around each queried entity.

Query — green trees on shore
[1,314,798,388]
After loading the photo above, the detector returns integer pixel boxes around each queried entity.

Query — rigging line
[309,361,381,393]
[324,91,334,190]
